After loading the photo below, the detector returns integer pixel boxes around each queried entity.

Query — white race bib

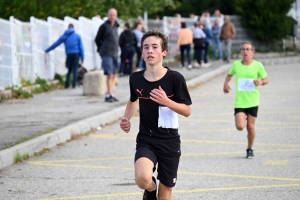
[158,106,179,129]
[238,78,255,91]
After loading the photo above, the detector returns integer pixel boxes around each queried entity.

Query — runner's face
[142,36,167,66]
[240,44,254,59]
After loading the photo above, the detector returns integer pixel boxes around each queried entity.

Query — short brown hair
[141,29,168,53]
[241,41,255,51]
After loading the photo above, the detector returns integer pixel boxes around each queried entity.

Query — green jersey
[228,60,267,108]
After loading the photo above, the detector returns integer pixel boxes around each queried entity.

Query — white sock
[147,181,156,192]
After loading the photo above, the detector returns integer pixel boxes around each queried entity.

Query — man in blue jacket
[45,23,84,89]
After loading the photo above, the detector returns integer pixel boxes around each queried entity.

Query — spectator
[192,22,206,67]
[45,23,84,89]
[220,15,236,63]
[95,8,120,103]
[137,17,148,33]
[202,11,212,29]
[213,9,224,27]
[212,19,223,61]
[132,22,145,71]
[201,21,212,67]
[177,22,193,70]
[119,23,136,76]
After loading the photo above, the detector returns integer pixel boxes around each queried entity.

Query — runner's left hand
[150,86,170,106]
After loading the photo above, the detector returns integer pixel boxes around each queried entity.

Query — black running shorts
[234,106,259,117]
[135,146,180,187]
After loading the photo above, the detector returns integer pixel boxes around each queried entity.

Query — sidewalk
[0,55,299,170]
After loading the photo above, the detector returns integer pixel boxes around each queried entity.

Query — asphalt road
[0,63,299,200]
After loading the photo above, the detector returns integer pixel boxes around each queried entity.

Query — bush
[235,0,294,47]
[35,76,50,92]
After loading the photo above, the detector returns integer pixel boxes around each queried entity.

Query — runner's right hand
[223,83,231,93]
[120,117,131,133]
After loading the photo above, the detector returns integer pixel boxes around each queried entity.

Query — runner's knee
[135,174,152,189]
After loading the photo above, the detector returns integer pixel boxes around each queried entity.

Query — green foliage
[12,87,33,99]
[34,76,50,92]
[154,0,237,18]
[54,73,65,86]
[235,0,294,44]
[0,0,178,21]
[14,152,30,163]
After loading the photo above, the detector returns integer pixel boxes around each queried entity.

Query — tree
[235,0,294,45]
[0,0,178,21]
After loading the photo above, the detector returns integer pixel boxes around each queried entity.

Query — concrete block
[30,138,47,153]
[0,148,16,170]
[87,117,100,129]
[56,129,72,143]
[78,120,91,134]
[0,90,12,100]
[65,124,81,135]
[83,70,106,96]
[16,143,34,156]
[46,133,60,148]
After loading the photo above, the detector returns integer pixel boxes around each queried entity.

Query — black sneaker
[105,96,114,103]
[112,96,119,102]
[142,176,157,200]
[246,149,254,159]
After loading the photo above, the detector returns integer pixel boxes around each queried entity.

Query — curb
[0,56,299,170]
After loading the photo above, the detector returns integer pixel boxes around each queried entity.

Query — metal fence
[0,16,105,89]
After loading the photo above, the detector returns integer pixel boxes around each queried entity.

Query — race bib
[238,78,255,91]
[158,106,179,129]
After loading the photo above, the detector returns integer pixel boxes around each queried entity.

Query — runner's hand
[120,117,131,133]
[150,86,170,106]
[254,79,263,86]
[223,83,231,93]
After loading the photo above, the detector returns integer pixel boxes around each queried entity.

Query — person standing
[95,8,119,103]
[213,9,224,27]
[177,22,193,70]
[201,22,212,67]
[212,19,223,61]
[192,22,206,67]
[45,24,84,89]
[220,15,236,63]
[119,23,136,76]
[223,41,268,159]
[120,29,192,200]
[132,22,145,71]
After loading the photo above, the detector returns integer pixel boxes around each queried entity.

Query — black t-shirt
[129,67,192,139]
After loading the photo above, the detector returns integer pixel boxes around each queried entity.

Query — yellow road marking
[89,134,300,147]
[38,183,300,200]
[177,171,300,182]
[179,118,300,126]
[264,160,289,166]
[180,126,300,133]
[31,149,300,164]
[183,149,300,156]
[28,159,300,182]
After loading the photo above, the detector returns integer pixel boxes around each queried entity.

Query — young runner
[223,41,268,158]
[120,29,192,200]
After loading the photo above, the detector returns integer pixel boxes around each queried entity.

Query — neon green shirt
[228,60,267,108]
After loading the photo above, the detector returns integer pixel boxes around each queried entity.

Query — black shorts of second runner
[234,106,259,117]
[134,134,181,187]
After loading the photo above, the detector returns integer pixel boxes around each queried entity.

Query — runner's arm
[123,99,139,120]
[120,99,139,133]
[150,86,191,117]
[254,77,268,86]
[223,74,232,93]
[165,100,191,117]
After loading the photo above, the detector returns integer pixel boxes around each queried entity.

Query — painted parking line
[178,118,300,126]
[89,134,300,147]
[264,160,289,166]
[38,183,300,200]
